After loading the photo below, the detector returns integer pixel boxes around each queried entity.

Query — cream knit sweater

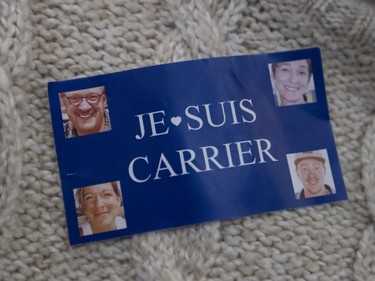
[0,0,374,280]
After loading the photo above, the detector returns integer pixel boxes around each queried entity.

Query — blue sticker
[48,48,347,245]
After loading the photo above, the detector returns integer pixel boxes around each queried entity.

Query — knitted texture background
[0,0,374,280]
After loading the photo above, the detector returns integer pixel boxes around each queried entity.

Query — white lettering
[240,99,257,124]
[185,105,203,131]
[255,139,278,163]
[149,110,169,137]
[154,153,178,180]
[129,156,151,183]
[177,149,202,175]
[236,140,257,166]
[200,146,225,171]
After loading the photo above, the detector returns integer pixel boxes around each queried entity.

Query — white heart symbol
[171,116,182,126]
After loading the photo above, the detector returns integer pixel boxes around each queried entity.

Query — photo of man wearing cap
[290,150,336,199]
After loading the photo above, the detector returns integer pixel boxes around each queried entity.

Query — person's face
[81,183,121,232]
[296,159,326,194]
[273,60,310,105]
[61,86,107,136]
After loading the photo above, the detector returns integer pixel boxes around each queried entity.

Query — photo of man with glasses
[59,86,111,138]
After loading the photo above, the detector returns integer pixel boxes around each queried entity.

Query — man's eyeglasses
[63,92,104,106]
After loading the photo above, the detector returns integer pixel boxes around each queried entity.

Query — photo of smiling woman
[269,59,316,106]
[59,86,111,138]
[74,181,127,236]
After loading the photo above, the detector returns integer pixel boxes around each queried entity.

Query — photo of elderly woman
[269,59,316,106]
[74,181,127,236]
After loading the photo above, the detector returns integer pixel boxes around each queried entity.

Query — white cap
[294,150,325,166]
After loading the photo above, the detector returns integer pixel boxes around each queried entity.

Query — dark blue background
[48,48,347,245]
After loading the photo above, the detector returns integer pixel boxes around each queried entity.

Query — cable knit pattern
[0,0,29,228]
[0,0,374,280]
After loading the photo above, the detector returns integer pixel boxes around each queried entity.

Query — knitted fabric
[1,0,374,280]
